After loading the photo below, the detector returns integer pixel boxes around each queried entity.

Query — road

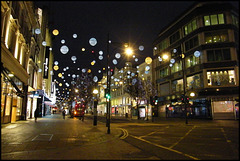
[1,113,239,160]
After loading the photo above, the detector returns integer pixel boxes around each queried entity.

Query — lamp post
[106,33,111,134]
[106,34,132,134]
[93,89,98,126]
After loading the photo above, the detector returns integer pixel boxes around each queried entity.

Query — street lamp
[93,89,98,126]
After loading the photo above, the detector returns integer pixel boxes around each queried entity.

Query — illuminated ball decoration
[53,65,59,71]
[93,76,98,82]
[52,29,59,36]
[73,34,77,38]
[115,53,121,59]
[60,45,69,54]
[194,51,201,57]
[89,38,97,46]
[35,28,41,34]
[113,59,118,65]
[139,45,144,51]
[99,55,103,60]
[170,58,175,64]
[82,68,86,73]
[71,56,77,63]
[42,41,47,46]
[61,40,65,44]
[58,73,63,77]
[59,83,62,87]
[87,69,91,73]
[145,57,152,64]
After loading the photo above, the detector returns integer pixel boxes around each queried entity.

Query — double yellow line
[118,128,128,139]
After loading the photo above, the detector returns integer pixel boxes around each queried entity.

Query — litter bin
[125,113,128,118]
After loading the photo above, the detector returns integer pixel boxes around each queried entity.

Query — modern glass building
[152,1,239,120]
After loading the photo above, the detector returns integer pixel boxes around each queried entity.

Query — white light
[115,53,121,59]
[194,51,201,57]
[42,41,47,46]
[99,51,103,55]
[61,40,65,44]
[60,45,69,54]
[93,76,98,82]
[54,61,58,65]
[173,49,177,53]
[99,55,103,60]
[135,58,138,62]
[113,59,118,65]
[73,34,77,38]
[170,58,175,64]
[89,38,97,46]
[139,45,144,51]
[35,28,41,34]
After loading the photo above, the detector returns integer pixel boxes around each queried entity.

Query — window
[186,73,203,90]
[184,36,199,51]
[185,55,200,68]
[171,61,182,73]
[232,14,239,28]
[159,67,169,79]
[170,31,180,45]
[172,79,183,93]
[207,70,236,86]
[184,19,197,35]
[205,30,228,44]
[157,38,169,52]
[207,48,231,62]
[204,13,225,26]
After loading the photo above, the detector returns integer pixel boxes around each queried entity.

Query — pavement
[1,113,239,160]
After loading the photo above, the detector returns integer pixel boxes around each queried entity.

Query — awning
[44,101,55,107]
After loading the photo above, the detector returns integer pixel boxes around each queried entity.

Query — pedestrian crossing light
[105,88,110,99]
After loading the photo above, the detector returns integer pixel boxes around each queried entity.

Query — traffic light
[104,88,110,99]
[154,96,158,105]
[150,96,155,106]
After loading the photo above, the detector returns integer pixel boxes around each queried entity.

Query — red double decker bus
[71,102,85,118]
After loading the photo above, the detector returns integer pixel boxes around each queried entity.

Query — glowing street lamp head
[125,47,133,56]
[162,54,169,60]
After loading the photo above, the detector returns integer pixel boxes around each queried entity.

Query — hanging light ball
[52,29,59,36]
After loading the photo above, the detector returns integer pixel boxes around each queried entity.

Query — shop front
[1,72,24,123]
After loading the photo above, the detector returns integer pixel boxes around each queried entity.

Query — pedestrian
[34,109,38,122]
[62,109,66,119]
[79,110,84,121]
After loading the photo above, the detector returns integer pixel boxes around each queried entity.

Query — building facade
[152,1,239,120]
[1,1,55,124]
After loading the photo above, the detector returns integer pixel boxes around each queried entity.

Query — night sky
[34,1,239,93]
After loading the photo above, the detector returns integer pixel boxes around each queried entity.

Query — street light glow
[125,47,133,56]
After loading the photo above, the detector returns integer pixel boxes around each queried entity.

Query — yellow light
[91,61,95,66]
[190,92,195,97]
[145,57,152,64]
[52,29,59,36]
[88,69,91,73]
[125,48,133,56]
[59,83,62,86]
[58,73,62,77]
[53,65,59,71]
[124,43,129,48]
[93,89,98,94]
[103,68,105,70]
[82,48,85,51]
[162,54,169,60]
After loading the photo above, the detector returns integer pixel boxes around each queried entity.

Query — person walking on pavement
[62,109,66,119]
[34,109,38,122]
